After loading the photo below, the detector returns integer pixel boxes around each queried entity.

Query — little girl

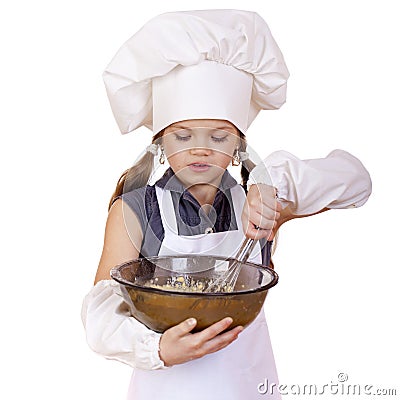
[82,10,372,400]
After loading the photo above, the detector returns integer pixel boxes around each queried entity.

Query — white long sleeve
[81,279,167,370]
[248,149,372,215]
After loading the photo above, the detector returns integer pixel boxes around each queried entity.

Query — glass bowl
[111,255,278,333]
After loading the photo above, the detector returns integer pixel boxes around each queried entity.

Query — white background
[1,0,399,398]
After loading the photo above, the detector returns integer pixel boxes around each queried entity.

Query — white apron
[127,184,281,400]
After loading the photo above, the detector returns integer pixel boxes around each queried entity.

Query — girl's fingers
[256,212,279,230]
[172,318,198,338]
[160,318,244,366]
[195,317,234,342]
[246,208,279,231]
[246,184,282,218]
[247,224,274,240]
[202,325,244,354]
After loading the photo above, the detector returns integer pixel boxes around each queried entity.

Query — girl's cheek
[167,155,184,170]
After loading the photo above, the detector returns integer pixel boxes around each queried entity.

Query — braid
[108,131,163,210]
[238,132,256,190]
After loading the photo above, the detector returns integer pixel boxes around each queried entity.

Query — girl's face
[162,119,240,189]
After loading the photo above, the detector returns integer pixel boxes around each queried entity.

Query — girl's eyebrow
[169,125,189,130]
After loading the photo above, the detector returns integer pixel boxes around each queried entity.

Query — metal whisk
[204,237,258,292]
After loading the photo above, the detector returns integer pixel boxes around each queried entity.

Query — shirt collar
[155,167,238,193]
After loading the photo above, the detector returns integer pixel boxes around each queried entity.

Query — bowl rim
[110,254,279,296]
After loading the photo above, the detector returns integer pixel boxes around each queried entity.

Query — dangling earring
[159,147,165,164]
[232,147,240,166]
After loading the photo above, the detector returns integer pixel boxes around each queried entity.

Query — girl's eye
[174,134,191,142]
[212,136,228,143]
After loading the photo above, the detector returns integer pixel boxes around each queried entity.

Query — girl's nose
[189,134,212,155]
[189,146,212,156]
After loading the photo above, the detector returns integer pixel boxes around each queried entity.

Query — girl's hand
[242,184,282,240]
[159,317,243,366]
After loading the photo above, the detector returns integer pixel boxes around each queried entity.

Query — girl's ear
[152,129,165,145]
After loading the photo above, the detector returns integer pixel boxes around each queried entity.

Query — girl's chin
[174,171,223,188]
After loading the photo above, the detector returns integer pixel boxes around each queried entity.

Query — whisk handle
[235,238,258,264]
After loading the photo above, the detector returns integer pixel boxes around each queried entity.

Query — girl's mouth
[189,163,211,172]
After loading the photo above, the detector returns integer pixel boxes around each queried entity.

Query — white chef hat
[103,9,289,134]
